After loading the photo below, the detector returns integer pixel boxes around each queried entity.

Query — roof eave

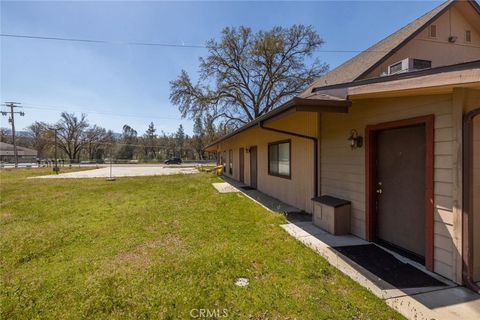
[311,59,480,93]
[204,97,351,150]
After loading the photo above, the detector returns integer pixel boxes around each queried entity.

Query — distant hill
[0,128,30,137]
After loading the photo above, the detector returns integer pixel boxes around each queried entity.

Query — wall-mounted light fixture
[245,146,250,153]
[347,129,363,149]
[448,35,458,43]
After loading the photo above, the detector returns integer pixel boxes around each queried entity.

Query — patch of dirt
[113,251,150,268]
[0,212,13,222]
[85,234,187,288]
[112,235,185,268]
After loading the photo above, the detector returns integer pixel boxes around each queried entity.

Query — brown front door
[249,146,257,189]
[375,124,426,259]
[239,148,245,183]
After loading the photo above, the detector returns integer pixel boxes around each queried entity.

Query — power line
[19,103,183,121]
[0,33,390,53]
[0,33,206,49]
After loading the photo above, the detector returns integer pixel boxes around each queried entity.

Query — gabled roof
[0,142,38,156]
[205,0,480,150]
[299,0,480,96]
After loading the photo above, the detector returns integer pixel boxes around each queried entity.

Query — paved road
[32,166,199,179]
[2,162,214,169]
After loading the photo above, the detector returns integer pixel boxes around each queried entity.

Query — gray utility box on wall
[312,195,351,235]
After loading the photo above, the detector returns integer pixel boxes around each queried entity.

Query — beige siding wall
[212,89,479,283]
[474,116,480,281]
[321,94,459,280]
[364,5,480,79]
[461,89,480,281]
[473,112,480,281]
[216,112,318,213]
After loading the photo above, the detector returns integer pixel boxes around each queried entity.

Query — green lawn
[0,168,403,319]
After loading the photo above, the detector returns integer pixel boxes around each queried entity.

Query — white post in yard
[106,144,116,181]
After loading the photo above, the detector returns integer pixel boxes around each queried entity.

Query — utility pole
[49,127,60,174]
[1,102,24,168]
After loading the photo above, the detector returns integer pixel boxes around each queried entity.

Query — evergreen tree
[175,124,185,158]
[193,118,204,160]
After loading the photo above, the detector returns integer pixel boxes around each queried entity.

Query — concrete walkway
[281,221,480,320]
[212,182,240,193]
[217,177,480,320]
[220,176,300,214]
[32,166,199,179]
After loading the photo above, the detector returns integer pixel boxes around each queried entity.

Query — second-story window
[466,30,471,43]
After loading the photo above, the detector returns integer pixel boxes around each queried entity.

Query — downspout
[462,107,480,293]
[259,122,319,198]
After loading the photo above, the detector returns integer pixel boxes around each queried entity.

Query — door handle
[376,182,383,194]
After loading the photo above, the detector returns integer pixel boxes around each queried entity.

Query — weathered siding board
[321,94,456,279]
[434,260,454,280]
[435,128,454,142]
[434,142,453,155]
[435,208,454,226]
[435,233,454,254]
[434,168,452,183]
[435,114,453,129]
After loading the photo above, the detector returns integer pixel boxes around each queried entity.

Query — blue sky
[1,0,444,135]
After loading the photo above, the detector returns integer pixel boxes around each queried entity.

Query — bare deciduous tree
[85,125,109,160]
[56,112,89,161]
[170,25,328,128]
[26,121,50,158]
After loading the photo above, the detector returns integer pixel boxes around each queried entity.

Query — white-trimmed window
[222,151,226,173]
[268,140,291,178]
[229,149,233,175]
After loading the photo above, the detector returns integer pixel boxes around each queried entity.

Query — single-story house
[0,142,38,163]
[205,0,480,288]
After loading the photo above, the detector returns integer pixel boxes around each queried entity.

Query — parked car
[164,157,182,165]
[80,160,96,164]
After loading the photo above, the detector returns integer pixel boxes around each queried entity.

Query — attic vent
[466,30,471,43]
[429,25,437,38]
